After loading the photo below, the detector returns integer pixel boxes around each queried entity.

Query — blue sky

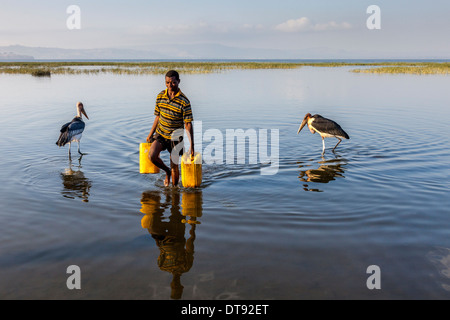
[0,0,449,58]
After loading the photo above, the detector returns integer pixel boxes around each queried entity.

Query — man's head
[165,70,180,93]
[165,70,179,80]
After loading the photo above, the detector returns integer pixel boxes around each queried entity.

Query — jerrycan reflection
[298,156,347,192]
[140,189,203,299]
[60,158,92,202]
[181,191,203,224]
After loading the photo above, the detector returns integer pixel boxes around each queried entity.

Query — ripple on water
[2,70,450,299]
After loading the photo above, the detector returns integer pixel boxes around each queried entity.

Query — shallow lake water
[0,66,449,299]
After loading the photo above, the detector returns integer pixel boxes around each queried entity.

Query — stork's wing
[67,120,85,137]
[312,116,350,139]
[59,121,72,133]
[56,119,85,147]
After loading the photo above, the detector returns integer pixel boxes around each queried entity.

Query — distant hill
[0,45,161,60]
[1,44,446,61]
[0,44,298,60]
[0,51,34,61]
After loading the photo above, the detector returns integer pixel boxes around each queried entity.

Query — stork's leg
[68,142,72,158]
[322,138,325,154]
[332,138,342,152]
[77,141,87,155]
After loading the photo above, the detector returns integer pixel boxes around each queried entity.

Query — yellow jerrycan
[181,152,202,188]
[139,143,160,174]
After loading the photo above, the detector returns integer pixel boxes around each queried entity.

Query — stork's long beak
[81,106,89,120]
[297,119,307,134]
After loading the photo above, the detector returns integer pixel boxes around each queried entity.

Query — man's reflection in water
[60,157,91,202]
[140,189,203,299]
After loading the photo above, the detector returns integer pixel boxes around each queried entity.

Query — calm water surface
[0,67,449,299]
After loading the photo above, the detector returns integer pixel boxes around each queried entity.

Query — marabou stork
[297,113,349,153]
[56,102,89,157]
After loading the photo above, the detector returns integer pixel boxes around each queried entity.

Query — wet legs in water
[332,138,342,153]
[322,137,343,154]
[68,141,87,159]
[77,141,87,156]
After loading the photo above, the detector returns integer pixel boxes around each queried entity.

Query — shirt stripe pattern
[154,89,193,139]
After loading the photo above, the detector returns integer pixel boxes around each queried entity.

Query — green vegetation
[0,61,304,76]
[0,61,448,76]
[350,62,450,75]
[31,69,51,77]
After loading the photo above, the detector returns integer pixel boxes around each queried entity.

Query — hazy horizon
[1,1,449,60]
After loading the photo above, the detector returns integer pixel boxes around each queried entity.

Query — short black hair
[165,70,180,80]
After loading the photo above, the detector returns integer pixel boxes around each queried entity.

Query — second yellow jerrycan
[181,152,202,188]
[139,143,160,174]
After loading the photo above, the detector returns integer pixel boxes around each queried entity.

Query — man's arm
[185,121,194,156]
[146,115,160,142]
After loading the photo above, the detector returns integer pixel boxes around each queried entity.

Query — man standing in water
[147,70,194,187]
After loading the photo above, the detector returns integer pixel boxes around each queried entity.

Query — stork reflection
[60,157,91,202]
[298,156,347,192]
[140,189,203,299]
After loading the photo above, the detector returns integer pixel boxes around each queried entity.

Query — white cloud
[275,17,351,32]
[275,17,311,32]
[314,21,352,31]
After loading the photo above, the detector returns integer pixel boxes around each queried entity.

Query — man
[147,70,194,187]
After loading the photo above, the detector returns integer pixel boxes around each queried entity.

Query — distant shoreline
[0,60,448,76]
[3,58,450,63]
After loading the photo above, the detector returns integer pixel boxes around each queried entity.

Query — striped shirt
[154,89,193,139]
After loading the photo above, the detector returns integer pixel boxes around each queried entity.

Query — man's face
[165,76,180,92]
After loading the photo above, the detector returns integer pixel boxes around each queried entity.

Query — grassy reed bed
[0,61,448,76]
[0,61,305,76]
[350,62,450,75]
